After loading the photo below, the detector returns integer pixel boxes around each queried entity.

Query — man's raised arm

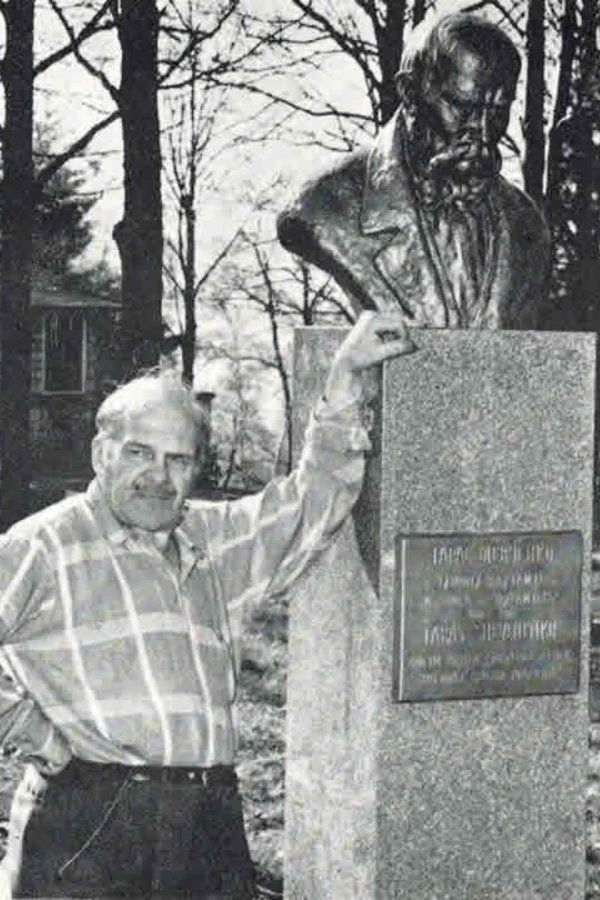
[193,312,417,652]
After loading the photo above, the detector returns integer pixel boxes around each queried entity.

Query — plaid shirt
[0,403,369,772]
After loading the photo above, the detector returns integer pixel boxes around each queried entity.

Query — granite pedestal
[285,329,596,900]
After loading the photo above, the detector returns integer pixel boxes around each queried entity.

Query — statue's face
[412,48,516,200]
[424,49,513,150]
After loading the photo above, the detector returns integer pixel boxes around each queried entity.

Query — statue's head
[396,12,521,209]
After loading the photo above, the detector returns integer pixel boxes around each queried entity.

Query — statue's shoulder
[493,176,549,245]
[277,149,368,251]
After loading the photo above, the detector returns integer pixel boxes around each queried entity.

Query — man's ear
[91,436,104,477]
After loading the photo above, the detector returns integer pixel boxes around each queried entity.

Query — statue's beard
[405,110,501,212]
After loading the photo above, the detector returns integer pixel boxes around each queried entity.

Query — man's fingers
[372,335,418,363]
[363,312,417,360]
[335,310,417,373]
[325,310,416,403]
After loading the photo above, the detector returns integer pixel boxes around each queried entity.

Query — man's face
[92,406,199,532]
[412,48,515,195]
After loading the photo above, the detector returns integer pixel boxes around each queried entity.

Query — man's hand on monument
[325,311,417,409]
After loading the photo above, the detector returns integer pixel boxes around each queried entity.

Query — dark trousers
[17,758,255,899]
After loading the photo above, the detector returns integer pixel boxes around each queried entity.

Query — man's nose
[147,455,171,482]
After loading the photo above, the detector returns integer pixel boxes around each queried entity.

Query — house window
[43,310,86,393]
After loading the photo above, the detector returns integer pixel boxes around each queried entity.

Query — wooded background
[0,0,598,526]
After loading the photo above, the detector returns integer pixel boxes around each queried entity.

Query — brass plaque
[393,531,582,702]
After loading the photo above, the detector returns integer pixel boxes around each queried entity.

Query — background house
[29,283,121,505]
[28,285,217,508]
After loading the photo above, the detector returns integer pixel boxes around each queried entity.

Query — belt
[55,758,238,790]
[129,764,237,788]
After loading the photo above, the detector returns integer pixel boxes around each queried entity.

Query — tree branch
[461,0,525,37]
[34,109,120,191]
[204,76,373,123]
[46,0,120,103]
[289,0,380,91]
[195,228,243,294]
[35,1,115,78]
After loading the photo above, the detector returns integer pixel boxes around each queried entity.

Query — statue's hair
[399,11,521,91]
[95,368,209,454]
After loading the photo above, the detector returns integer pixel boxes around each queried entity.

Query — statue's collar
[360,110,416,235]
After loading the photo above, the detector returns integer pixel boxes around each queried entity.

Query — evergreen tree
[32,161,98,282]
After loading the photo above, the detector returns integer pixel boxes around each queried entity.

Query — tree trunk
[0,0,35,529]
[580,0,598,93]
[113,0,163,374]
[376,0,407,127]
[412,0,426,27]
[181,194,196,384]
[266,299,293,474]
[552,0,576,125]
[545,0,576,205]
[181,48,198,387]
[522,0,545,207]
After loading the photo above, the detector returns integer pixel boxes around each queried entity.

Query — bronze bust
[278,12,550,329]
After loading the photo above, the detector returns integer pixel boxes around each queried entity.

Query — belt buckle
[179,768,209,786]
[131,770,150,783]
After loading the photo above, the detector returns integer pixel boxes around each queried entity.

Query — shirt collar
[85,479,130,546]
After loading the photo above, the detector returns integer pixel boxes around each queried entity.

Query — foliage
[194,441,222,491]
[211,361,278,491]
[544,45,600,331]
[30,124,99,280]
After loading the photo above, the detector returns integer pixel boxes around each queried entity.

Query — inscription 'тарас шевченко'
[393,531,582,702]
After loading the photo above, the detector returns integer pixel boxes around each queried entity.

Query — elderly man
[0,312,414,900]
[278,12,550,328]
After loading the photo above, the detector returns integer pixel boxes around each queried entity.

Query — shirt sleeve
[197,398,371,650]
[0,536,70,774]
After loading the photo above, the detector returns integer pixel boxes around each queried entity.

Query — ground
[237,591,288,897]
[588,726,600,899]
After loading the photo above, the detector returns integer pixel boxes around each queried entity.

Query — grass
[237,591,289,895]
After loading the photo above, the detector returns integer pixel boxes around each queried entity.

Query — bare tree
[0,0,118,528]
[163,39,241,383]
[216,359,276,492]
[207,229,353,472]
[113,0,163,371]
[523,0,546,205]
[545,0,577,204]
[208,0,436,151]
[50,0,165,370]
[0,0,35,530]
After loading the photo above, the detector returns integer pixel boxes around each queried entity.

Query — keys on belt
[129,764,237,788]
